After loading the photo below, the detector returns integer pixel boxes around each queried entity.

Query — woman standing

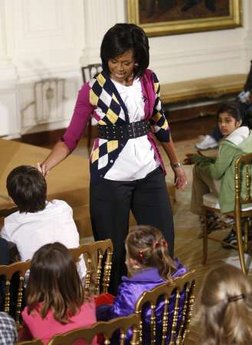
[38,23,187,294]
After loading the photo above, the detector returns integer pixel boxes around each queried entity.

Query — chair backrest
[234,152,252,213]
[69,239,113,296]
[234,152,252,274]
[48,314,139,345]
[17,339,43,345]
[80,63,102,152]
[134,269,196,345]
[81,63,102,83]
[0,260,31,326]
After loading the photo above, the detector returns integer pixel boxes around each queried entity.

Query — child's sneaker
[222,229,237,249]
[195,135,218,150]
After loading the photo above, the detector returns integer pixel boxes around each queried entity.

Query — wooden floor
[47,134,252,344]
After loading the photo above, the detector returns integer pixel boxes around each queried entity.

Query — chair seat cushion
[203,193,220,210]
[241,204,252,211]
[203,193,252,212]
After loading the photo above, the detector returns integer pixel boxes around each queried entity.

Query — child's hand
[182,153,200,165]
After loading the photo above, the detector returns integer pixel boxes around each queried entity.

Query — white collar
[226,126,250,145]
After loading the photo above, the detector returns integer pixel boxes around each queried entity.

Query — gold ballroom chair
[0,260,31,326]
[202,152,252,274]
[81,63,102,152]
[0,240,112,325]
[48,314,139,345]
[69,239,113,297]
[134,269,196,345]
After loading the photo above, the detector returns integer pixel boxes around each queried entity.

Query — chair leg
[202,212,208,265]
[235,219,249,275]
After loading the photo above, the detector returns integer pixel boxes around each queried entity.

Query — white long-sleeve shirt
[1,199,86,280]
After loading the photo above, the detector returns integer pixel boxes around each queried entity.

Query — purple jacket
[96,259,187,344]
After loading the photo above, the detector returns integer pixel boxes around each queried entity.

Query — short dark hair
[26,242,84,323]
[6,165,47,213]
[217,102,242,122]
[100,23,149,78]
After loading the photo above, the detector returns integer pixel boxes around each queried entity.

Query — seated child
[21,242,97,345]
[0,165,86,280]
[185,102,252,245]
[96,224,187,343]
[0,312,18,344]
[196,60,252,151]
[198,263,252,345]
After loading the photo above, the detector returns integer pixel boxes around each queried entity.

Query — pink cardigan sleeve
[62,83,95,151]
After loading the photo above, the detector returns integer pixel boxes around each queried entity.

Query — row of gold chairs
[17,269,196,344]
[0,239,113,326]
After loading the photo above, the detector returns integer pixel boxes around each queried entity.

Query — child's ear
[236,120,242,128]
[128,257,141,269]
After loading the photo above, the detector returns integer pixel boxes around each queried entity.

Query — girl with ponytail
[96,225,187,343]
[198,263,252,345]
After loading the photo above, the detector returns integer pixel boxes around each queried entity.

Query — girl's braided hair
[126,225,176,280]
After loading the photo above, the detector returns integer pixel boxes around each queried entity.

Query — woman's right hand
[36,140,71,177]
[37,162,49,177]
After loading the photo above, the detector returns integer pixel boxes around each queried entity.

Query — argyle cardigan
[62,69,171,183]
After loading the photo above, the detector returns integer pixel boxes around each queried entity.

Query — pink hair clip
[154,241,161,249]
[139,250,144,260]
[161,239,168,248]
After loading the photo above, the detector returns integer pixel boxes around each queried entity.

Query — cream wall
[0,0,251,138]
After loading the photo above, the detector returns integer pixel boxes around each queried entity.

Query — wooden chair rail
[160,74,246,104]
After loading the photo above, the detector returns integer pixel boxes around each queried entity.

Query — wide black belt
[97,120,150,140]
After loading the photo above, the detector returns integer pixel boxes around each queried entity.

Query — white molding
[0,0,252,137]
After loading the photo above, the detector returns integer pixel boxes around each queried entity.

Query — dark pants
[90,167,174,294]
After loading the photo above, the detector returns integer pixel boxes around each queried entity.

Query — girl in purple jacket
[97,225,187,344]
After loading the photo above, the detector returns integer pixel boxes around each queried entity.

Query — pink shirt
[22,299,97,345]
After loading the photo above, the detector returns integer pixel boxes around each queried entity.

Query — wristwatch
[171,162,182,169]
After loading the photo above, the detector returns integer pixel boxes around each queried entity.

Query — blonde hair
[126,225,176,279]
[198,263,252,345]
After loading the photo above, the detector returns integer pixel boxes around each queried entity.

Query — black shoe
[206,213,224,231]
[222,230,237,249]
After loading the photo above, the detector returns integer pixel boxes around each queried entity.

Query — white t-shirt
[1,199,86,280]
[103,78,158,181]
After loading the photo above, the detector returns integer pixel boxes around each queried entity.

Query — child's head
[100,23,149,78]
[125,225,175,279]
[199,263,252,345]
[217,102,242,137]
[26,242,84,323]
[6,165,46,213]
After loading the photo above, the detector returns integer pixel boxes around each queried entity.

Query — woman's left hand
[173,166,188,190]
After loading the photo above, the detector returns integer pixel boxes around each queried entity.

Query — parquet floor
[72,136,252,344]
